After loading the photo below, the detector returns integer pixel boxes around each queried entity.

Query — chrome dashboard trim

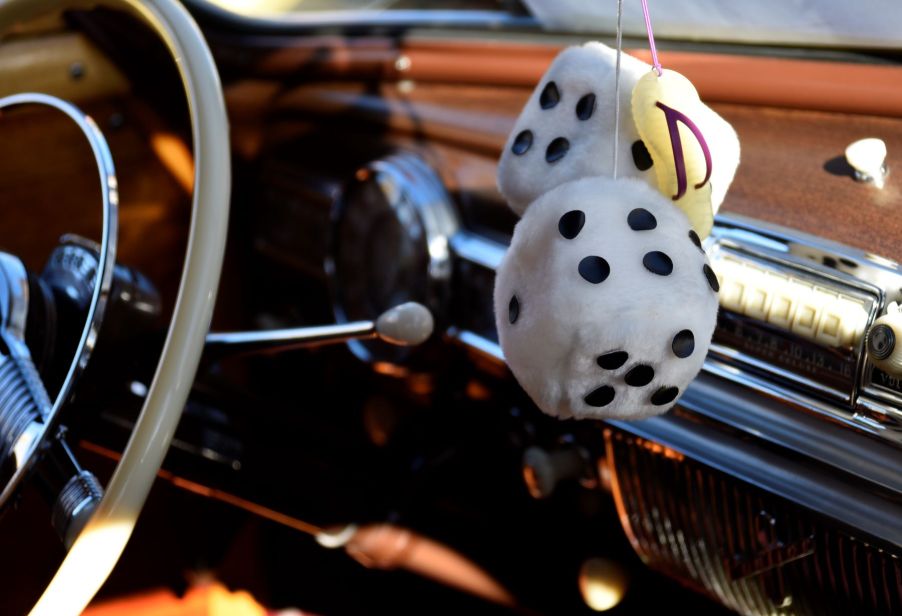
[685,362,902,494]
[447,327,504,363]
[447,213,902,485]
[449,231,505,272]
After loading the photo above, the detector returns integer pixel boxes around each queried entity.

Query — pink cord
[640,0,663,76]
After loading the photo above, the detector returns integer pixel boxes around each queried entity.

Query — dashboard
[0,4,900,615]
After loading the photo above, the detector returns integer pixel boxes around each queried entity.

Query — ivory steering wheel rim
[0,1,231,614]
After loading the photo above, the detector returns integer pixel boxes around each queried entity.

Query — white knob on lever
[204,302,434,358]
[374,302,434,346]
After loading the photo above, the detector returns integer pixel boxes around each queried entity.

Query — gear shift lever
[204,302,434,358]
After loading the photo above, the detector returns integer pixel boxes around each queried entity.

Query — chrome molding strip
[682,365,902,494]
[447,327,504,363]
[449,231,505,272]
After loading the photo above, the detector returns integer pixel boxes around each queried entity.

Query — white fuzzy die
[497,42,739,218]
[494,176,719,420]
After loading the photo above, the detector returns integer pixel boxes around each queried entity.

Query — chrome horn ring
[0,92,118,509]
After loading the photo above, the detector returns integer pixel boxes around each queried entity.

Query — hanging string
[612,0,624,179]
[640,0,663,76]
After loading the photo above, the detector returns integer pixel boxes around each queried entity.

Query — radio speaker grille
[605,428,901,615]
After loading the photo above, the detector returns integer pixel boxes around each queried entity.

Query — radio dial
[866,304,902,375]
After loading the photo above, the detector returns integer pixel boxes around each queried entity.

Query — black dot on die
[703,264,720,292]
[597,351,628,370]
[651,386,680,406]
[509,295,520,324]
[511,130,533,156]
[628,208,657,231]
[584,385,615,407]
[632,140,654,171]
[576,93,596,121]
[546,137,570,164]
[672,329,695,358]
[540,81,561,109]
[578,256,610,284]
[643,251,673,276]
[558,210,585,239]
[625,364,655,387]
[688,229,703,251]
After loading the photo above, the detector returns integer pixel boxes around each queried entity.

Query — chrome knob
[866,303,902,375]
[52,470,103,549]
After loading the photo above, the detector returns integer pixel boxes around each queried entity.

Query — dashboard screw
[69,61,85,80]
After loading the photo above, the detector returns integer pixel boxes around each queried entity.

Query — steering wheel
[0,1,230,614]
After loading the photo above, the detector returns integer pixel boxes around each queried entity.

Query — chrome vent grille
[605,428,902,615]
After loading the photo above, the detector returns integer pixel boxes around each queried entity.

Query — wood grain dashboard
[221,35,902,263]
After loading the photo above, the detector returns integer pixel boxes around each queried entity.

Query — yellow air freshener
[631,69,715,239]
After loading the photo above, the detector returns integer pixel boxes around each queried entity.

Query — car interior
[0,1,900,615]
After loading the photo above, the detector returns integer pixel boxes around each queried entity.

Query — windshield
[199,0,524,18]
[525,0,901,50]
[197,0,901,50]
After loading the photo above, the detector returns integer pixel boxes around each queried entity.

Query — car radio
[707,215,902,441]
[708,219,878,403]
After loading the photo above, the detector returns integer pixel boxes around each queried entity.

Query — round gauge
[327,153,459,365]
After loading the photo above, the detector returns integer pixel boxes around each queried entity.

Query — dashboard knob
[866,304,902,375]
[845,138,888,189]
[204,302,434,358]
[521,445,587,499]
[374,302,434,346]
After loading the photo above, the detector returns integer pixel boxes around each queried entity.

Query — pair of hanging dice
[494,43,740,420]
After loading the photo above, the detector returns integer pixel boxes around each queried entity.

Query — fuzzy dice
[493,42,738,420]
[494,177,720,420]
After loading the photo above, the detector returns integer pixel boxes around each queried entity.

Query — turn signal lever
[0,251,103,547]
[204,302,434,359]
[0,253,51,468]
